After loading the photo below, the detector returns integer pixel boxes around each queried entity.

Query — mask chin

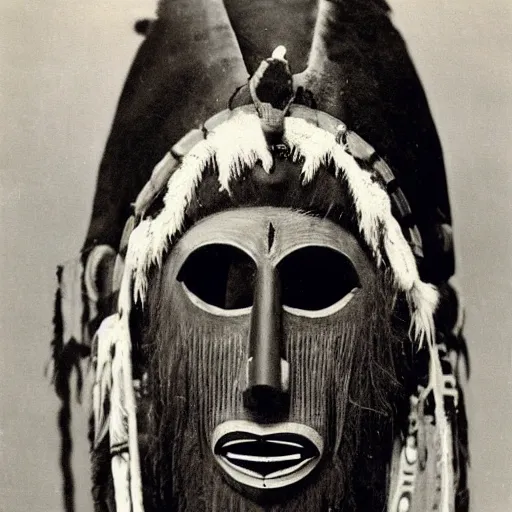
[211,420,324,496]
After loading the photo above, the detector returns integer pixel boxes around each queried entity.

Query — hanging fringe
[52,246,121,510]
[81,251,92,343]
[50,266,64,380]
[51,265,93,512]
[51,266,74,512]
[388,347,457,512]
[92,316,115,448]
[110,318,131,511]
[92,272,144,511]
[58,369,74,512]
[59,257,86,346]
[423,345,455,512]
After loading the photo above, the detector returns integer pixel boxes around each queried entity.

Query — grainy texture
[1,1,511,511]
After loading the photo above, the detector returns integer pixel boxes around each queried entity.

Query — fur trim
[92,315,116,448]
[126,110,272,304]
[284,117,439,343]
[124,108,438,344]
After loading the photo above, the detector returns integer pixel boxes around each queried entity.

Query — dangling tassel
[51,264,91,512]
[51,266,75,512]
[406,281,439,348]
[51,266,64,368]
[93,269,144,512]
[388,373,456,512]
[110,318,131,511]
[387,395,420,512]
[424,349,455,512]
[92,316,115,449]
[118,274,144,512]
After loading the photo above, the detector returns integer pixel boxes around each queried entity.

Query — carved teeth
[267,440,302,448]
[223,439,256,448]
[266,458,313,479]
[226,453,301,463]
[223,457,315,481]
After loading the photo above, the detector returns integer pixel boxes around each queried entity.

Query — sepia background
[1,1,511,510]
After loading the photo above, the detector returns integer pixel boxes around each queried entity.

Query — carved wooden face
[142,207,401,510]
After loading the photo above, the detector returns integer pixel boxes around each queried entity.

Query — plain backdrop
[1,1,511,511]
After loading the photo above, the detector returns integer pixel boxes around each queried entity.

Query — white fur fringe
[125,110,438,344]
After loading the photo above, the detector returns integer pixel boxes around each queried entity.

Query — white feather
[106,314,131,510]
[333,147,388,261]
[119,312,144,512]
[102,309,144,512]
[110,323,128,450]
[128,111,272,304]
[383,216,418,291]
[92,315,119,448]
[112,453,131,511]
[214,112,272,191]
[407,281,439,347]
[284,116,335,184]
[125,219,153,304]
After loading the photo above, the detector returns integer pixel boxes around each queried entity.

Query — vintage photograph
[1,1,511,511]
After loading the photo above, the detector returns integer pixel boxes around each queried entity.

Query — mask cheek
[282,290,378,447]
[174,312,251,443]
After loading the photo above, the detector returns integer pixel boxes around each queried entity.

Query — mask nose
[243,263,289,420]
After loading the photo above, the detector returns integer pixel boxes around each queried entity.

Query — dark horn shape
[84,0,248,252]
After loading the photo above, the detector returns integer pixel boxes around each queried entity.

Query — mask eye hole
[177,244,256,311]
[277,246,360,315]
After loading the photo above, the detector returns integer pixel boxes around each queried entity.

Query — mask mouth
[212,421,323,489]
